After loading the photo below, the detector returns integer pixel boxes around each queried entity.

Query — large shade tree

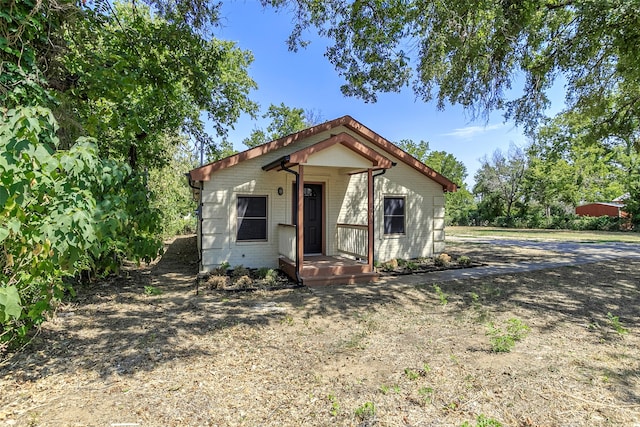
[261,0,640,145]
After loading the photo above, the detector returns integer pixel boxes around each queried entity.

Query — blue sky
[210,1,564,187]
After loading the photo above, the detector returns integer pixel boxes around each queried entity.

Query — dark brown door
[303,184,323,254]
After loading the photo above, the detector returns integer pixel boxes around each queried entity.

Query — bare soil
[1,235,639,426]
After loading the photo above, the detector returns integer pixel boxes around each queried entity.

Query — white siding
[198,125,447,272]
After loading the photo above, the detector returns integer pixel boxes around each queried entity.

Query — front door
[302,183,323,254]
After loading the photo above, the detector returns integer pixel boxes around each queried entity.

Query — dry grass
[448,226,640,243]
[1,236,639,426]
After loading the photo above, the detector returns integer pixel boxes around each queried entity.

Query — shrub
[384,259,399,271]
[434,253,451,266]
[457,256,472,266]
[1,108,162,348]
[405,260,419,271]
[234,275,253,288]
[207,275,228,290]
[258,268,278,286]
[231,265,250,280]
[213,261,230,276]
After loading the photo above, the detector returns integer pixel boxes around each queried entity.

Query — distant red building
[575,202,628,218]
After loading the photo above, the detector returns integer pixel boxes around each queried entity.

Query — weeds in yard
[343,331,369,350]
[606,312,629,335]
[486,318,530,353]
[433,284,448,306]
[144,285,162,295]
[461,414,503,427]
[280,314,294,326]
[468,291,491,323]
[327,394,340,416]
[379,384,401,395]
[418,386,434,404]
[405,368,420,380]
[354,401,376,421]
[404,365,429,380]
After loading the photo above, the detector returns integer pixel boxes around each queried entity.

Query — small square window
[237,196,267,241]
[383,196,405,234]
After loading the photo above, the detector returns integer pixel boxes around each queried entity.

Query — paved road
[381,237,640,284]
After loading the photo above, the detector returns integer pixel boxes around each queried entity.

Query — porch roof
[261,132,394,172]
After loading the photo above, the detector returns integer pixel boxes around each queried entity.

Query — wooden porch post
[297,165,305,278]
[367,168,374,271]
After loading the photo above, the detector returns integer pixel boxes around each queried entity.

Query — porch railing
[336,223,368,259]
[278,223,296,261]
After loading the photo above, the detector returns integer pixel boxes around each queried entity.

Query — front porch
[278,255,378,286]
[263,132,393,286]
[277,222,379,286]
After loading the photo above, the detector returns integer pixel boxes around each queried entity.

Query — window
[237,196,267,241]
[383,196,405,234]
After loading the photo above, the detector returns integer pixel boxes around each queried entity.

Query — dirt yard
[1,235,639,426]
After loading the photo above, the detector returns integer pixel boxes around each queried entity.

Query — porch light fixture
[277,186,284,196]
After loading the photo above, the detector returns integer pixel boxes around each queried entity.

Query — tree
[474,145,528,221]
[0,0,256,345]
[242,103,320,148]
[56,2,257,169]
[530,110,639,222]
[264,0,640,143]
[397,139,475,225]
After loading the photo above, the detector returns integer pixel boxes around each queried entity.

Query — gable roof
[188,115,458,192]
[261,132,394,171]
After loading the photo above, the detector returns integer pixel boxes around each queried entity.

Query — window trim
[383,195,406,236]
[236,195,269,242]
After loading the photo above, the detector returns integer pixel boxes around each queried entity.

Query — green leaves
[0,286,22,322]
[60,2,257,169]
[1,106,163,347]
[266,0,640,142]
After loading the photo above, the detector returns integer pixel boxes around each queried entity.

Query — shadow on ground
[2,235,639,392]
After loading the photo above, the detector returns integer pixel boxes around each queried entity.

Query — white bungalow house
[187,116,457,285]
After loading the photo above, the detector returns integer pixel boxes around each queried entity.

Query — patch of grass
[446,226,640,244]
[354,401,376,421]
[433,284,448,306]
[143,285,162,296]
[487,318,530,353]
[606,312,629,335]
[461,414,503,427]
